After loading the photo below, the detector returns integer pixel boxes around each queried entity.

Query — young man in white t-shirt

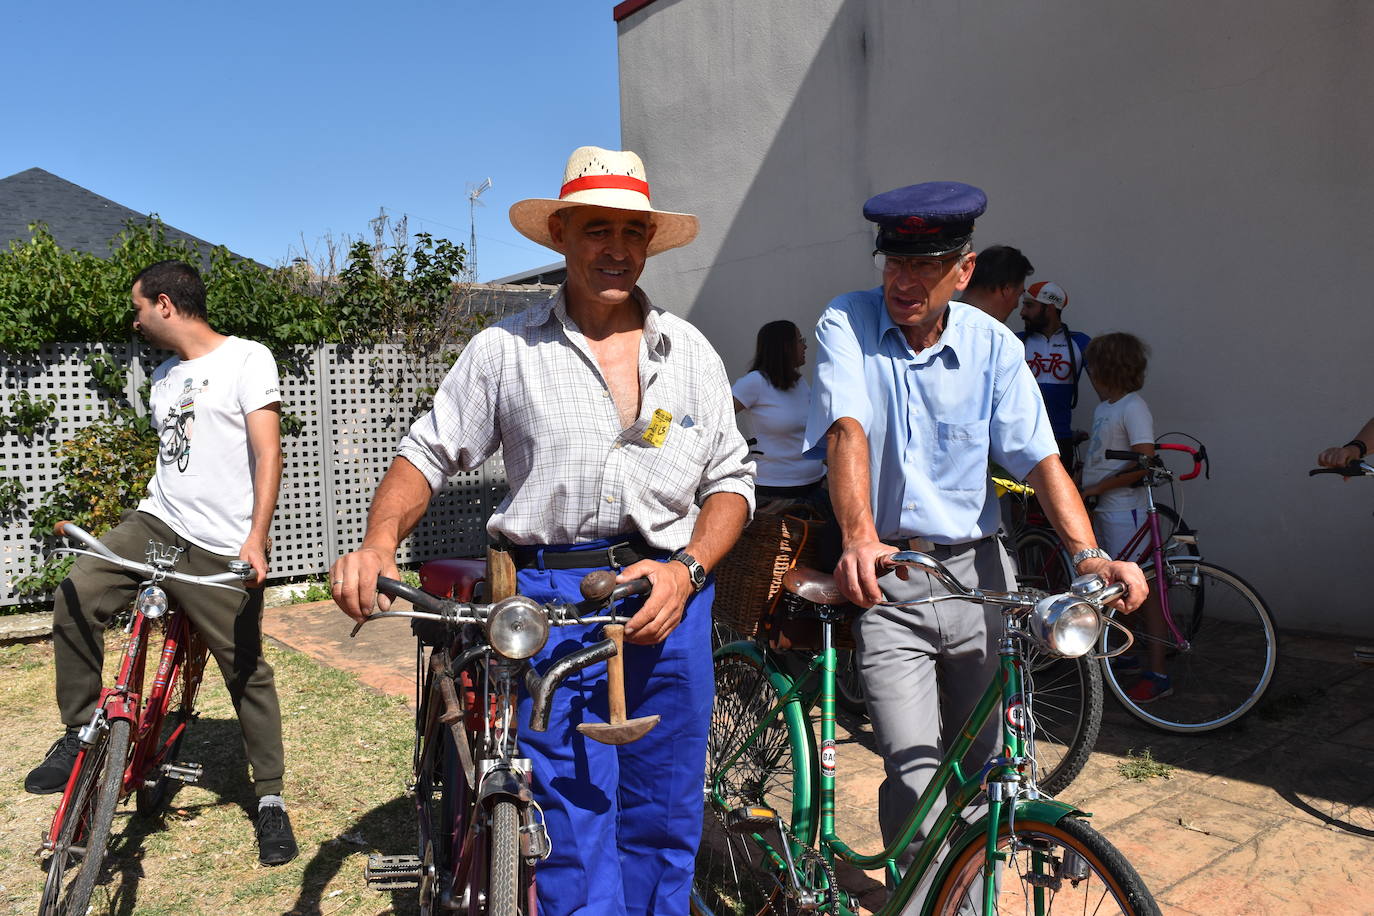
[26,260,296,865]
[1080,332,1170,703]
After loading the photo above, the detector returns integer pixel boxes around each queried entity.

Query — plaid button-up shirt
[398,285,755,550]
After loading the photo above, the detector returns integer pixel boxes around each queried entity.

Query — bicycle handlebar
[881,550,1127,611]
[53,521,251,593]
[1309,460,1374,478]
[361,572,654,629]
[1105,444,1207,481]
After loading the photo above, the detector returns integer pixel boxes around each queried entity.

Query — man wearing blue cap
[804,182,1145,898]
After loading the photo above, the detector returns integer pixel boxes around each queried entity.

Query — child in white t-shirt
[1081,333,1170,703]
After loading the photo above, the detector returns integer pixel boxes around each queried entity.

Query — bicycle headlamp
[137,585,169,620]
[1029,593,1102,657]
[485,596,549,660]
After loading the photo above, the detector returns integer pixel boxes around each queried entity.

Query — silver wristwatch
[669,550,707,592]
[1071,547,1112,571]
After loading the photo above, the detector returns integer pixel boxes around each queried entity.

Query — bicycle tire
[1101,559,1278,732]
[1012,528,1073,594]
[1023,649,1102,796]
[136,627,206,815]
[929,816,1160,916]
[487,799,521,916]
[692,648,816,916]
[62,718,131,915]
[38,727,112,916]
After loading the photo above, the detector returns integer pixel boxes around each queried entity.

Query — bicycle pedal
[365,854,424,890]
[725,806,779,833]
[153,761,204,785]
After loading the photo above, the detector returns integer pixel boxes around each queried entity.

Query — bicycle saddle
[782,567,846,605]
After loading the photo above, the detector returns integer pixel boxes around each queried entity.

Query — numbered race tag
[642,408,673,448]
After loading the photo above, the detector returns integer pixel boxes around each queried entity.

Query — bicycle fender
[917,798,1086,916]
[477,766,533,805]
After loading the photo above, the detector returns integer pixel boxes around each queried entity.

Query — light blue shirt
[804,289,1056,543]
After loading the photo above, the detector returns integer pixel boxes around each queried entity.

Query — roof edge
[613,0,661,22]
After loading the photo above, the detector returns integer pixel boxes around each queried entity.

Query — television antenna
[467,177,492,281]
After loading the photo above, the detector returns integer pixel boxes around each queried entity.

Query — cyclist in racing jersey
[1017,280,1090,469]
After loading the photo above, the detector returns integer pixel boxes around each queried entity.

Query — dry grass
[0,636,423,916]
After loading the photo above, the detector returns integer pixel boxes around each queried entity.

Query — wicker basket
[712,513,854,649]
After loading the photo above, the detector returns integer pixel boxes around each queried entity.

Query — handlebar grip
[1309,464,1365,477]
[1103,449,1140,462]
[376,576,446,614]
[54,521,71,538]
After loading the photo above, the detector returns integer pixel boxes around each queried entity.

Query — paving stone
[1164,819,1370,914]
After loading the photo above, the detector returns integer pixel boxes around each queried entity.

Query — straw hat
[509,146,699,256]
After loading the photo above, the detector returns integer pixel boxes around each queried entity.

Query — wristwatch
[669,550,707,592]
[1071,547,1112,572]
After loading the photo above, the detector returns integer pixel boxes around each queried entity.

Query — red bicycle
[37,522,251,916]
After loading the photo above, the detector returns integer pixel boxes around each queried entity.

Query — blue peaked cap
[863,181,988,257]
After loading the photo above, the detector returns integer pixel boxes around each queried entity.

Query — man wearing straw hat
[331,146,753,915]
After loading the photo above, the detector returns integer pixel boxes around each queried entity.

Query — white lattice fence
[0,342,504,606]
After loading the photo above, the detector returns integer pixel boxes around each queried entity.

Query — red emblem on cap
[897,215,940,236]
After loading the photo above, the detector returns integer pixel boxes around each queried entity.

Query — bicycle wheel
[1023,649,1102,796]
[1102,559,1278,732]
[136,628,206,815]
[39,727,112,915]
[833,647,867,717]
[487,799,521,916]
[930,816,1160,915]
[62,719,131,915]
[692,649,816,916]
[1013,528,1073,593]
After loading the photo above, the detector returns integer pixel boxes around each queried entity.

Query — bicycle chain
[707,805,839,915]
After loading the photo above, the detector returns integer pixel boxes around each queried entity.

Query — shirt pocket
[932,420,990,493]
[642,424,715,515]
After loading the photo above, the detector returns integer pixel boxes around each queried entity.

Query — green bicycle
[693,551,1159,915]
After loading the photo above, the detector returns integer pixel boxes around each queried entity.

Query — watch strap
[669,550,707,592]
[1071,547,1112,571]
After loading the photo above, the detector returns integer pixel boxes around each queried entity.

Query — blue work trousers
[515,543,713,916]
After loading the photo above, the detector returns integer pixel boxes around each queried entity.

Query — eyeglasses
[875,252,964,281]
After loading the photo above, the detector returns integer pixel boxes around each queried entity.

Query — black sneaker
[25,729,83,795]
[255,804,299,866]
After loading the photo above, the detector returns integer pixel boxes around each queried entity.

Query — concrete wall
[618,0,1374,636]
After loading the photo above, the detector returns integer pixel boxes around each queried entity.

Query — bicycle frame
[412,632,543,914]
[711,612,1081,915]
[1109,463,1202,650]
[43,591,194,851]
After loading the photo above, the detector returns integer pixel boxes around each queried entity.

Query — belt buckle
[909,536,937,554]
[606,540,630,570]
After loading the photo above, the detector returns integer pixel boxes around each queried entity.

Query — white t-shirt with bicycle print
[138,336,281,555]
[1081,391,1154,514]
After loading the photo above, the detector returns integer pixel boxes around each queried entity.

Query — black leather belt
[510,536,657,571]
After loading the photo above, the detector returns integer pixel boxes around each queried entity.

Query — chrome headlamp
[485,596,549,660]
[1028,593,1102,657]
[137,585,169,620]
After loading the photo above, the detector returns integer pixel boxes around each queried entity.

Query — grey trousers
[51,510,286,797]
[854,536,1016,901]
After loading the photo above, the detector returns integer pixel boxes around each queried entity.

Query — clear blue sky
[1,2,623,282]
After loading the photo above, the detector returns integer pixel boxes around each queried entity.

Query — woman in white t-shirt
[732,320,826,510]
[1081,332,1169,703]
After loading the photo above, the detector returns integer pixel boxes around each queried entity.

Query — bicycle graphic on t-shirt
[159,380,197,472]
[1027,351,1075,381]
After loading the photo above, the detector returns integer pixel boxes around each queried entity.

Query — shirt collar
[875,289,967,365]
[539,284,671,360]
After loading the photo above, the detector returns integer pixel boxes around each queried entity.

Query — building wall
[618,0,1374,635]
